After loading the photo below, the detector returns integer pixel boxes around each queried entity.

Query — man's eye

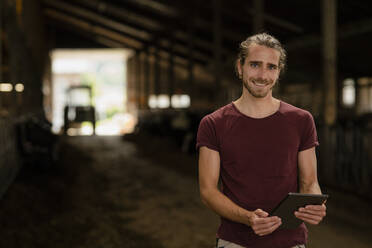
[268,65,277,70]
[250,63,259,68]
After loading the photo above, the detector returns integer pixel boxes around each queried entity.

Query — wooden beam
[213,0,222,102]
[144,48,150,109]
[94,36,126,48]
[154,44,160,95]
[126,0,303,39]
[135,51,142,109]
[123,0,243,42]
[45,8,202,69]
[168,37,175,103]
[45,8,143,49]
[286,17,372,51]
[187,1,195,98]
[70,0,232,58]
[44,0,150,40]
[247,8,303,33]
[322,0,337,126]
[44,0,210,63]
[0,0,3,82]
[45,4,239,91]
[125,0,178,18]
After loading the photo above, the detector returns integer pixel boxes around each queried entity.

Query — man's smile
[251,79,270,88]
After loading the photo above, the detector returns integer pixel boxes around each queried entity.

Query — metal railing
[318,118,372,199]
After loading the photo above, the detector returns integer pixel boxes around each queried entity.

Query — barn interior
[0,0,371,247]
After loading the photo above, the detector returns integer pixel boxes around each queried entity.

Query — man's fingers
[295,211,322,221]
[298,207,326,217]
[295,211,323,224]
[251,216,281,233]
[252,216,280,226]
[295,203,327,224]
[250,209,282,236]
[254,219,282,236]
[297,205,327,220]
[304,204,327,211]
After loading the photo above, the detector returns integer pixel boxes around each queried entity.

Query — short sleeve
[299,112,319,151]
[196,115,219,152]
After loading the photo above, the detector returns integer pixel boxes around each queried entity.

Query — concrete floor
[0,135,371,248]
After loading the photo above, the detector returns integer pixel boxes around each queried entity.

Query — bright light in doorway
[15,83,24,92]
[342,78,355,107]
[0,83,13,92]
[50,49,134,135]
[148,94,190,109]
[157,94,170,108]
[148,95,157,109]
[148,94,171,109]
[171,94,190,108]
[52,58,92,74]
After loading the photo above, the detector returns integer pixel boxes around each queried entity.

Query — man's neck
[233,91,280,119]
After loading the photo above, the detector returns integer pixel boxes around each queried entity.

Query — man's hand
[248,209,282,236]
[294,203,326,225]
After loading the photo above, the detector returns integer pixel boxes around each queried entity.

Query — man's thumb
[254,209,269,217]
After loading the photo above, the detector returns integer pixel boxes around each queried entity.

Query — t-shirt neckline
[230,100,282,120]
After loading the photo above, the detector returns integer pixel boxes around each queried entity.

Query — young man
[196,33,326,248]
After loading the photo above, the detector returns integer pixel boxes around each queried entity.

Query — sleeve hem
[196,143,219,152]
[298,141,319,152]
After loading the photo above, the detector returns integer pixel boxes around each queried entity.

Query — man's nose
[256,67,268,79]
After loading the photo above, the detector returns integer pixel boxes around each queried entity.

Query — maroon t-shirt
[196,101,319,248]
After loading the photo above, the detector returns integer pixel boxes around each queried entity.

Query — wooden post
[168,38,174,107]
[321,0,337,185]
[3,0,46,115]
[144,48,150,109]
[0,0,3,82]
[213,0,222,104]
[0,0,3,111]
[322,0,337,126]
[135,51,142,109]
[187,1,195,106]
[126,56,133,114]
[154,43,160,97]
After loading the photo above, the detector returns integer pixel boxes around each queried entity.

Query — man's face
[238,44,280,98]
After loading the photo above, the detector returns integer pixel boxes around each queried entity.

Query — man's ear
[236,59,243,78]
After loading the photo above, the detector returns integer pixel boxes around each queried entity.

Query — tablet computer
[270,192,329,229]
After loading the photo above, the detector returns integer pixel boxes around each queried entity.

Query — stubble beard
[243,77,276,98]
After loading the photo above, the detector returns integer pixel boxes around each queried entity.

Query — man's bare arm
[295,147,326,224]
[298,147,321,194]
[198,146,281,236]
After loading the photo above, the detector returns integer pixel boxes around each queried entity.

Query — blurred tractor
[63,85,96,135]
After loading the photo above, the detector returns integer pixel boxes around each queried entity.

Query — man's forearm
[200,187,252,225]
[299,181,322,194]
[296,181,327,225]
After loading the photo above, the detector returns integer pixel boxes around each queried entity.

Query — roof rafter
[286,17,372,51]
[43,0,211,64]
[44,8,208,69]
[69,0,233,57]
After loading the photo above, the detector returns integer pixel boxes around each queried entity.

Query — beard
[243,77,276,98]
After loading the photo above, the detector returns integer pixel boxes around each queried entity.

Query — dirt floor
[0,134,371,248]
